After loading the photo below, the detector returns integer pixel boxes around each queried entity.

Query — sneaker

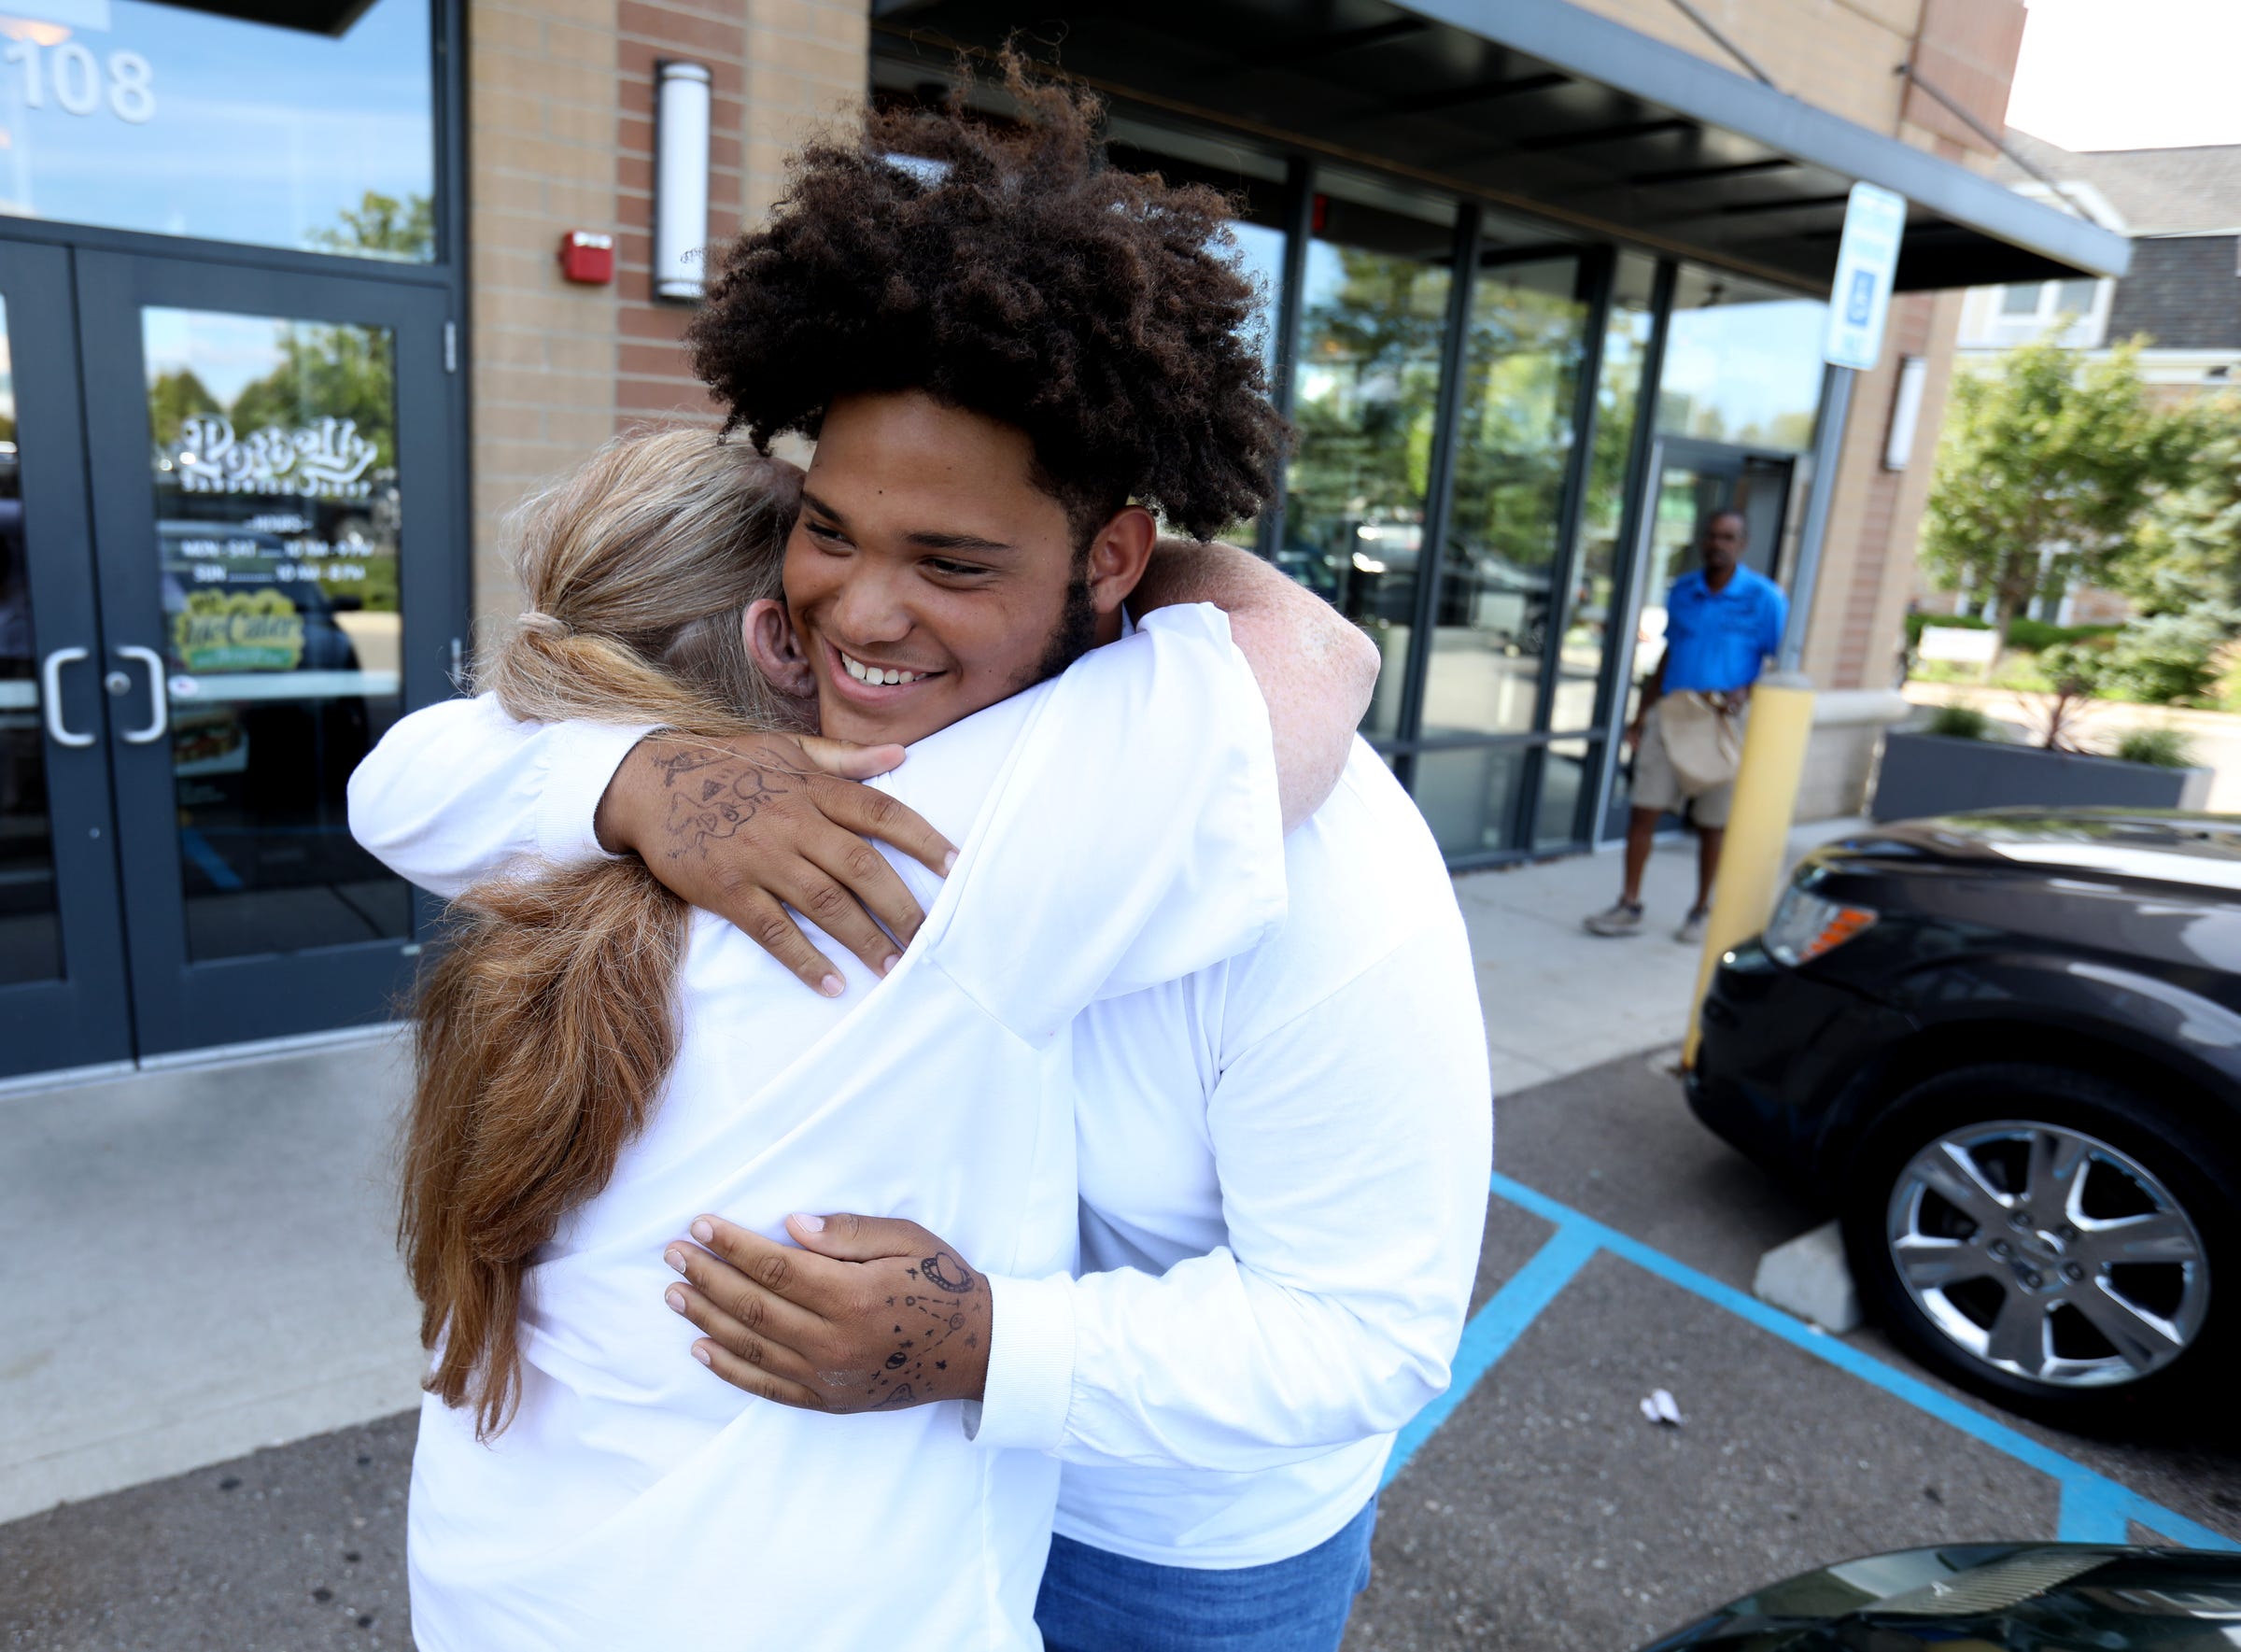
[1674,908,1709,945]
[1585,899,1645,937]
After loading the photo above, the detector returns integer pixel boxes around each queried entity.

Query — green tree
[1923,337,2193,631]
[228,323,396,469]
[310,191,435,261]
[1445,278,1584,577]
[1285,248,1449,546]
[2115,398,2241,614]
[147,368,221,446]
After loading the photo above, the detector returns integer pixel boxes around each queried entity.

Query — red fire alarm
[558,231,615,285]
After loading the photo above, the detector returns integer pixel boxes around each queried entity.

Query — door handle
[39,646,95,747]
[114,645,168,744]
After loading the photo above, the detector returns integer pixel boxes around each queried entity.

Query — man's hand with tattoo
[594,732,959,997]
[661,1212,991,1413]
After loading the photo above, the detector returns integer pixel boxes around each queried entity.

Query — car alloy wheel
[1884,1119,2210,1390]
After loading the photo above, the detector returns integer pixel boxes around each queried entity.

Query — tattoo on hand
[853,1252,986,1407]
[920,1251,976,1293]
[650,746,798,863]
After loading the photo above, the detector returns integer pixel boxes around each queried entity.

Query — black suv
[1691,809,2240,1429]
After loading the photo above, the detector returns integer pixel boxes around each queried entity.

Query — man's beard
[1029,561,1099,687]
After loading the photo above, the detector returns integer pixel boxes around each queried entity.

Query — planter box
[1870,730,2213,822]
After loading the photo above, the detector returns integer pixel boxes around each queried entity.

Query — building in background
[1944,132,2241,625]
[0,0,2121,1083]
[1960,131,2241,397]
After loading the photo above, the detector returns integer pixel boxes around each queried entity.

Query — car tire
[1840,1060,2237,1432]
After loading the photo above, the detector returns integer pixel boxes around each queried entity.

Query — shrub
[2095,610,2236,705]
[2005,617,2120,653]
[2037,637,2112,696]
[2112,727,2198,769]
[1924,702,1999,741]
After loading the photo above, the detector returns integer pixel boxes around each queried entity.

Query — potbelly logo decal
[173,415,378,500]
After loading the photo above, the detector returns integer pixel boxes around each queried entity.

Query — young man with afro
[355,63,1491,1650]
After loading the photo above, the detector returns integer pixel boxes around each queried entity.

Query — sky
[2006,0,2241,152]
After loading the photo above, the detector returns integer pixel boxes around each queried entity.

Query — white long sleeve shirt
[361,606,1286,1651]
[350,629,1492,1576]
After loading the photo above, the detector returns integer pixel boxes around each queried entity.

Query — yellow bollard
[1682,671,1816,1068]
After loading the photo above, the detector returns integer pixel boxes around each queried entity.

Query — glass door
[1628,439,1796,691]
[0,243,134,1079]
[1600,438,1796,838]
[74,251,455,1058]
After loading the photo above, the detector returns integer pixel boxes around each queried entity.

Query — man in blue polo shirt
[1586,508,1786,942]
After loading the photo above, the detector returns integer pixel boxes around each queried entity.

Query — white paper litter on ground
[1640,1388,1684,1426]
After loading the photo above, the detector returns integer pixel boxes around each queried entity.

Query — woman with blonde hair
[363,425,1365,1647]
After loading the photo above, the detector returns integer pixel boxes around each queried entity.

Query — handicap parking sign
[1824,182,1907,372]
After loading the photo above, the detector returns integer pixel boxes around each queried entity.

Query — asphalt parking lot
[1344,1049,2241,1650]
[5,1050,2235,1651]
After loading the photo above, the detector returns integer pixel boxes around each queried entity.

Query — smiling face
[784,390,1149,747]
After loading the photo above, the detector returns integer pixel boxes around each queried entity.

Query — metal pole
[1778,363,1855,672]
[1683,359,1858,1066]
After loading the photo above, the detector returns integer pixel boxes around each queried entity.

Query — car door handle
[39,646,95,748]
[114,645,168,744]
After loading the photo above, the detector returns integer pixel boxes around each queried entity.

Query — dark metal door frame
[0,242,134,1080]
[75,250,458,1057]
[1592,430,1800,841]
[1640,437,1799,581]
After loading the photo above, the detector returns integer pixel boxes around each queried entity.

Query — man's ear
[743,598,816,702]
[1086,505,1159,617]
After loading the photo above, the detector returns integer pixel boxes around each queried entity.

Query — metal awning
[871,0,2131,292]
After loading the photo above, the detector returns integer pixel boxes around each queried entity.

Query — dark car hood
[1639,1543,2241,1649]
[1824,809,2241,896]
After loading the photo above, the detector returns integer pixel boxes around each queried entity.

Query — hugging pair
[350,63,1490,1652]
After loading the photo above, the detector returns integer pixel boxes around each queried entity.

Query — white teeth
[841,652,923,686]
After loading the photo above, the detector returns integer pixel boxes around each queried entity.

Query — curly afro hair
[684,55,1283,546]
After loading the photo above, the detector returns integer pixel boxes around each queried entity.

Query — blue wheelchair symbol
[1846,268,1876,326]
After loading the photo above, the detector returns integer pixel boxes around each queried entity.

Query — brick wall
[1564,0,1921,131]
[613,0,743,429]
[613,0,868,433]
[465,0,624,639]
[1798,288,1964,689]
[1903,0,2026,155]
[1565,0,2020,703]
[465,0,868,634]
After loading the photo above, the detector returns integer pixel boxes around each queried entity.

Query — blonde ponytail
[401,428,804,1438]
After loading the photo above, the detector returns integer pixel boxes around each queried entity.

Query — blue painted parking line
[1382,1171,2235,1554]
[1383,1223,1600,1488]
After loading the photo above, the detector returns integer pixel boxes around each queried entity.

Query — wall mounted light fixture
[1883,354,1928,472]
[654,60,712,304]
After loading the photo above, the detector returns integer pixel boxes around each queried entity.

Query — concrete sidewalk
[1454,818,1863,1098]
[0,820,1864,1523]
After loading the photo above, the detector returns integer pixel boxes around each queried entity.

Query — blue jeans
[1035,1498,1378,1652]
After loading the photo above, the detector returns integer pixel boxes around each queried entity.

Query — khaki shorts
[1630,701,1741,826]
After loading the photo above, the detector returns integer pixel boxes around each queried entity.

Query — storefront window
[1108,123,1289,554]
[1215,215,1287,552]
[1416,254,1587,748]
[1534,738,1596,851]
[1656,267,1824,451]
[1229,219,1287,383]
[1413,741,1526,860]
[1563,253,1659,733]
[1281,180,1456,741]
[0,0,436,261]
